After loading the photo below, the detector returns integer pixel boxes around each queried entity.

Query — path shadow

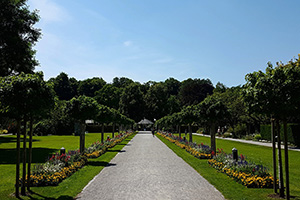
[107,149,126,153]
[0,147,58,164]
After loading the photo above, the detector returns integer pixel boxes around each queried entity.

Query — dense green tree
[77,77,106,97]
[48,72,78,100]
[0,72,55,196]
[94,84,121,110]
[166,95,181,115]
[112,77,134,88]
[145,83,169,120]
[179,78,214,106]
[119,83,145,122]
[0,0,41,76]
[212,86,248,136]
[164,77,181,96]
[213,82,227,93]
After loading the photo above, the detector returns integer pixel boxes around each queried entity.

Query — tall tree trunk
[179,125,181,139]
[283,119,290,200]
[21,119,27,195]
[271,118,277,193]
[188,124,192,143]
[101,124,104,144]
[276,120,284,198]
[112,123,115,138]
[79,123,86,154]
[210,122,216,154]
[15,120,21,197]
[27,118,33,191]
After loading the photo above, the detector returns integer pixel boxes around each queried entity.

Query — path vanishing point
[76,131,225,200]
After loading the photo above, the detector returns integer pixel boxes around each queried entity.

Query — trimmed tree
[243,58,300,199]
[66,96,99,153]
[198,95,228,154]
[0,72,55,196]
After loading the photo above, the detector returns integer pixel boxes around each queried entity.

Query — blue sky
[28,0,300,87]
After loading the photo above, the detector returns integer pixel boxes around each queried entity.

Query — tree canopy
[0,0,41,76]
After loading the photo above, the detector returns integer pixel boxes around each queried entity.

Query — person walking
[152,129,155,137]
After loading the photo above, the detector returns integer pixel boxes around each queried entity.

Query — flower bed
[157,132,212,159]
[22,131,135,187]
[84,132,134,158]
[208,150,277,188]
[157,131,277,188]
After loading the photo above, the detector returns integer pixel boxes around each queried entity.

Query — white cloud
[28,0,71,23]
[123,40,133,47]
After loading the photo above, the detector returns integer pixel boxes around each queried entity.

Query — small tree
[198,95,228,153]
[243,58,300,199]
[0,72,55,196]
[66,96,99,153]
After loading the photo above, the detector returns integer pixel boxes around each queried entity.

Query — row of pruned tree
[156,57,300,199]
[0,73,134,197]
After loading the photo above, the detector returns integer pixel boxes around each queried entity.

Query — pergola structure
[137,118,154,130]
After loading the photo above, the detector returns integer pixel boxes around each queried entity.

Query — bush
[0,129,8,134]
[253,134,262,141]
[243,135,253,140]
[223,132,233,138]
[234,123,247,137]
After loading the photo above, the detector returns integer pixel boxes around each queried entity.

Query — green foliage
[260,124,300,146]
[48,72,78,100]
[66,96,99,123]
[179,78,214,106]
[0,0,41,76]
[0,72,55,119]
[112,77,134,88]
[198,95,229,125]
[234,123,247,137]
[145,82,169,120]
[243,58,300,119]
[119,83,144,122]
[94,84,121,110]
[253,134,262,141]
[77,77,106,97]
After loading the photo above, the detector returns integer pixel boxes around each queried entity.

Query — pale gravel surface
[76,131,225,200]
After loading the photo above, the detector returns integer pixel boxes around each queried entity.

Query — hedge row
[260,124,300,146]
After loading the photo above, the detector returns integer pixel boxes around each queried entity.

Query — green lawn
[162,133,300,200]
[0,132,134,199]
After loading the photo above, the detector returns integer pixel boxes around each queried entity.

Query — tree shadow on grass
[0,147,58,164]
[106,149,126,153]
[0,136,40,145]
[13,190,73,200]
[87,161,116,167]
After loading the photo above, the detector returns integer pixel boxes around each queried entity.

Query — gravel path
[76,131,225,200]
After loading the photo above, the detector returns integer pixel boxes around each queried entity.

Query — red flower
[201,143,204,146]
[211,151,215,156]
[240,154,245,160]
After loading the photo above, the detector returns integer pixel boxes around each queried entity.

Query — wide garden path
[76,131,225,200]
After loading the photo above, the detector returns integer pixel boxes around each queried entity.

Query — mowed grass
[158,133,300,200]
[0,132,134,199]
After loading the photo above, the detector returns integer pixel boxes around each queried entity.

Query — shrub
[253,134,262,141]
[223,132,233,138]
